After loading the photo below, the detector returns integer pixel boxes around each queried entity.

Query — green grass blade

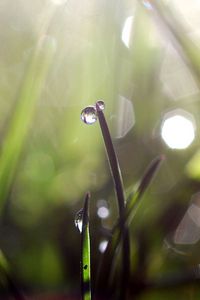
[125,155,165,224]
[81,192,91,300]
[96,156,164,295]
[0,36,56,211]
[95,102,130,299]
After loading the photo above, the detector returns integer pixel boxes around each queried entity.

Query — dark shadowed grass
[0,250,25,300]
[96,155,164,298]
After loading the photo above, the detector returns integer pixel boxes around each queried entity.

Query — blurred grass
[0,35,56,210]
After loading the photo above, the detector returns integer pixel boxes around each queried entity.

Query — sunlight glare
[51,0,67,5]
[121,16,134,48]
[161,111,195,149]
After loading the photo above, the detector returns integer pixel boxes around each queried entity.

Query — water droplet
[84,265,88,270]
[96,100,105,111]
[75,209,83,233]
[81,106,97,125]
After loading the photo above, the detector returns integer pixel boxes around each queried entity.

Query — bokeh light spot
[161,111,195,149]
[97,206,109,219]
[99,240,108,253]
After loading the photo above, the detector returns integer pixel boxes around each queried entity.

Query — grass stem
[95,102,130,299]
[81,192,91,300]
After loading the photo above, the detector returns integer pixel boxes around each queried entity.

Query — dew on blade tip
[96,100,105,111]
[75,209,83,233]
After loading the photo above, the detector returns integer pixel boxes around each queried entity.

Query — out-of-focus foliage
[1,0,200,298]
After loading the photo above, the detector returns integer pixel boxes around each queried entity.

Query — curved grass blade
[125,155,165,224]
[81,192,91,300]
[96,155,164,295]
[95,102,130,299]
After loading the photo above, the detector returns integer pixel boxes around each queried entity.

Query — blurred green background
[1,0,200,298]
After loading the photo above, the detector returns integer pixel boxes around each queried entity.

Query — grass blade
[95,101,130,299]
[81,192,91,300]
[96,155,164,295]
[125,155,165,224]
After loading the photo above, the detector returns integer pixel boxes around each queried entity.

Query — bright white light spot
[122,16,134,48]
[99,240,108,253]
[97,206,109,219]
[161,112,195,149]
[51,0,67,5]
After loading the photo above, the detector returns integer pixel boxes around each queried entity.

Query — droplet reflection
[96,100,105,111]
[81,106,97,125]
[74,209,83,233]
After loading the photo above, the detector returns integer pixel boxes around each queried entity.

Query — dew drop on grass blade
[75,192,91,300]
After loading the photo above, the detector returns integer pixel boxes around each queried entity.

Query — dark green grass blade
[95,102,130,299]
[125,155,165,224]
[96,155,164,295]
[81,192,91,300]
[95,102,126,215]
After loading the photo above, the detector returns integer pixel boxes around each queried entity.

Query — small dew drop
[74,209,83,233]
[84,265,88,270]
[81,106,97,125]
[96,100,105,111]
